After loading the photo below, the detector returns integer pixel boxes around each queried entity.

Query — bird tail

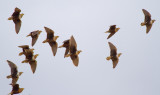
[106,56,111,60]
[141,22,145,26]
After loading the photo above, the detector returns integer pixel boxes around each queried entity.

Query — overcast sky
[1,0,160,95]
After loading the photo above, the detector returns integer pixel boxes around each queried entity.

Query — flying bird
[8,7,24,34]
[6,60,23,85]
[43,27,59,56]
[106,42,122,69]
[141,9,155,34]
[65,36,82,67]
[18,45,30,56]
[27,30,42,46]
[105,25,120,39]
[22,49,38,73]
[59,39,70,58]
[9,84,24,95]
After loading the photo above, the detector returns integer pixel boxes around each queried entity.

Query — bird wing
[7,60,18,77]
[44,27,54,35]
[71,55,79,67]
[64,47,69,58]
[146,24,152,34]
[142,9,151,23]
[108,42,117,56]
[32,35,38,46]
[107,32,116,39]
[112,58,119,68]
[49,41,58,56]
[14,19,21,34]
[69,36,77,54]
[18,45,29,49]
[29,60,37,74]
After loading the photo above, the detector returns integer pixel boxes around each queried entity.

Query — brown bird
[105,25,120,39]
[22,49,38,73]
[18,45,30,56]
[141,9,155,34]
[43,27,59,56]
[6,60,23,85]
[58,39,70,58]
[106,42,122,69]
[8,7,24,34]
[27,30,42,46]
[65,36,82,67]
[9,84,24,95]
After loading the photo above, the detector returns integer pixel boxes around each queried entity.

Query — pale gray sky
[1,0,160,95]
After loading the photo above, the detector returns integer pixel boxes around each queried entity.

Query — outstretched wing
[142,9,151,24]
[14,19,21,34]
[108,42,117,56]
[49,41,58,56]
[107,32,116,39]
[29,60,37,74]
[69,36,77,54]
[7,60,18,77]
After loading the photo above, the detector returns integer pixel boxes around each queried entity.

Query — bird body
[43,27,59,56]
[106,42,122,68]
[105,25,120,39]
[8,7,24,34]
[65,36,82,67]
[6,60,23,85]
[22,49,38,73]
[27,30,42,46]
[141,9,155,34]
[9,84,24,95]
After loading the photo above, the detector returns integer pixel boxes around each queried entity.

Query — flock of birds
[6,7,155,95]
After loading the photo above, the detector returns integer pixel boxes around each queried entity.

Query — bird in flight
[106,42,122,68]
[65,36,82,67]
[6,60,23,85]
[141,9,155,34]
[43,27,59,56]
[105,25,120,39]
[8,7,24,34]
[27,30,42,46]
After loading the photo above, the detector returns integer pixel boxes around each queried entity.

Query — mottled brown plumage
[27,30,42,46]
[59,39,70,58]
[9,84,24,95]
[65,36,82,67]
[18,45,30,56]
[6,60,23,85]
[22,49,38,73]
[106,42,122,69]
[141,9,155,34]
[105,25,120,39]
[8,7,24,34]
[43,27,59,56]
